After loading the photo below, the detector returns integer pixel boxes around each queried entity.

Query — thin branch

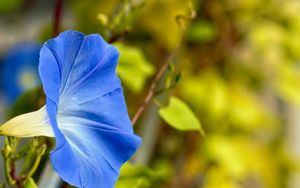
[131,0,196,125]
[131,47,181,125]
[108,30,129,43]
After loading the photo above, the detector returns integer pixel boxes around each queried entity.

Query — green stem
[3,157,15,185]
[12,141,32,160]
[1,137,47,187]
[23,144,46,184]
[2,137,16,185]
[20,138,39,175]
[20,150,34,176]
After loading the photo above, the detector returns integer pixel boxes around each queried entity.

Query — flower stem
[1,137,22,187]
[23,144,46,184]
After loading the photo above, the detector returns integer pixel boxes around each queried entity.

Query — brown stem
[131,0,195,125]
[108,30,129,43]
[53,0,63,36]
[10,160,23,188]
[131,48,180,125]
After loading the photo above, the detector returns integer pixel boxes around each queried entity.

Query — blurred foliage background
[1,0,300,188]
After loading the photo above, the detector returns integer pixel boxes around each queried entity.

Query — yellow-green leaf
[24,178,38,188]
[187,20,217,43]
[115,162,169,188]
[159,97,204,135]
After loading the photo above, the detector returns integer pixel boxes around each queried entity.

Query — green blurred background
[1,0,300,188]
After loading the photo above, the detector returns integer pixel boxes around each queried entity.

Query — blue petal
[2,42,41,104]
[39,30,141,188]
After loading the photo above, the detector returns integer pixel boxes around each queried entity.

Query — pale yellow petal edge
[0,106,54,138]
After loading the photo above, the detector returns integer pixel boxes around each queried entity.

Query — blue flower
[1,42,41,104]
[0,30,141,188]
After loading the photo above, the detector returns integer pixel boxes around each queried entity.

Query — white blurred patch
[18,68,39,91]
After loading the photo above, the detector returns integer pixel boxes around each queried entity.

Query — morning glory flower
[1,42,41,104]
[0,30,141,188]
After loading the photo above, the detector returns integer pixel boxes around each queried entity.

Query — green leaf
[187,20,217,43]
[175,72,182,83]
[115,177,150,188]
[159,97,204,134]
[165,63,175,88]
[24,178,38,188]
[115,162,169,188]
[115,43,155,93]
